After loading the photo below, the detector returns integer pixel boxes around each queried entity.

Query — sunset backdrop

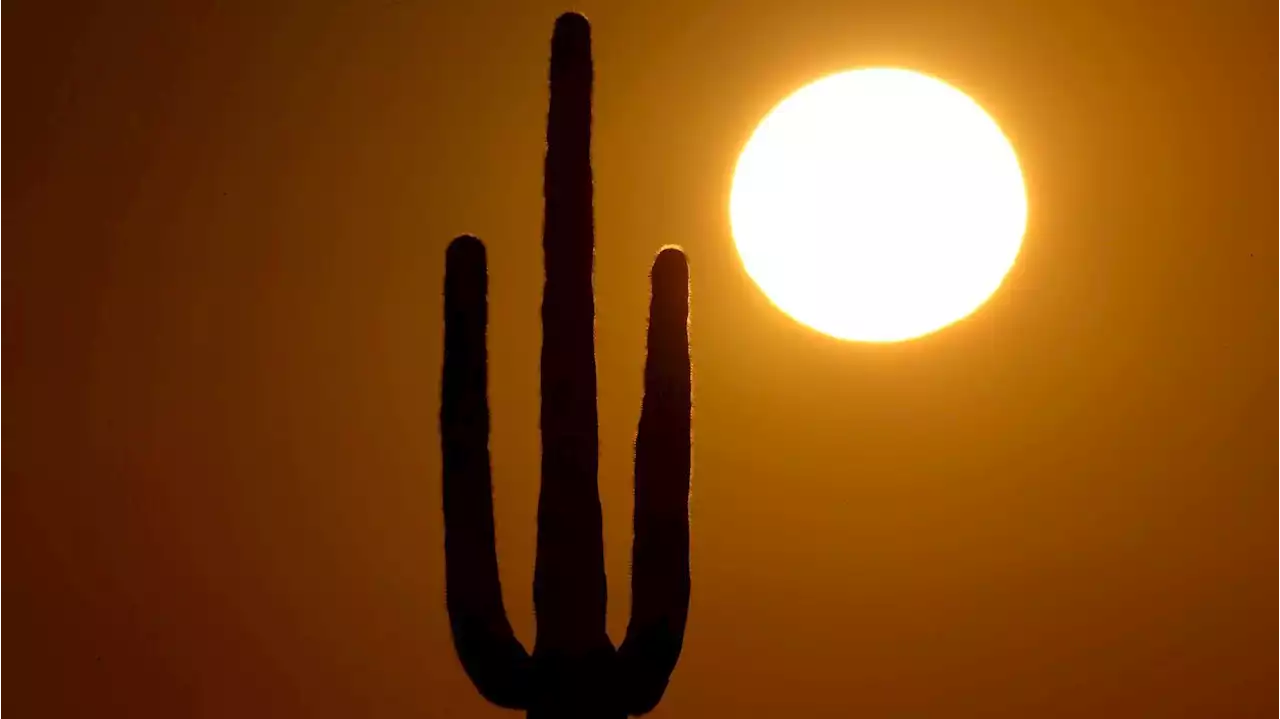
[6,1,1275,716]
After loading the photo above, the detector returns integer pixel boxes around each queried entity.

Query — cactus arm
[617,248,693,716]
[442,235,533,709]
[533,12,611,657]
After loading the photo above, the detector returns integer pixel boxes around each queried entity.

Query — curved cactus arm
[617,248,693,716]
[533,12,611,657]
[442,235,533,709]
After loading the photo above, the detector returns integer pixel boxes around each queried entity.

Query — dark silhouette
[441,12,692,718]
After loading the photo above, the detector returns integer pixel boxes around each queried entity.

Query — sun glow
[730,68,1027,342]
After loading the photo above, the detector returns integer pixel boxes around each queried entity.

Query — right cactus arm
[617,247,693,716]
[442,235,532,709]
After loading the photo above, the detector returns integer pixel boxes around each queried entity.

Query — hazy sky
[7,1,1274,716]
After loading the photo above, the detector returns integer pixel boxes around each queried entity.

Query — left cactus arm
[442,235,533,710]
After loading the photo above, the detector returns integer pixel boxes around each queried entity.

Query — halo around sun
[729,68,1028,342]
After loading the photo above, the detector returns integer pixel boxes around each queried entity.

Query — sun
[729,68,1027,342]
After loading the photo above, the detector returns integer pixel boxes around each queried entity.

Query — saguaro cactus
[441,12,692,718]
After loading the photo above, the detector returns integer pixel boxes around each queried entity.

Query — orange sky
[6,1,1275,716]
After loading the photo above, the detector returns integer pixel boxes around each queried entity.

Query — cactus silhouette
[441,12,692,719]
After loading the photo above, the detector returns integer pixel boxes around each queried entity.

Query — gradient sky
[7,1,1275,717]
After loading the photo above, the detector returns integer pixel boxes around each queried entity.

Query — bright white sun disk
[729,68,1027,342]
